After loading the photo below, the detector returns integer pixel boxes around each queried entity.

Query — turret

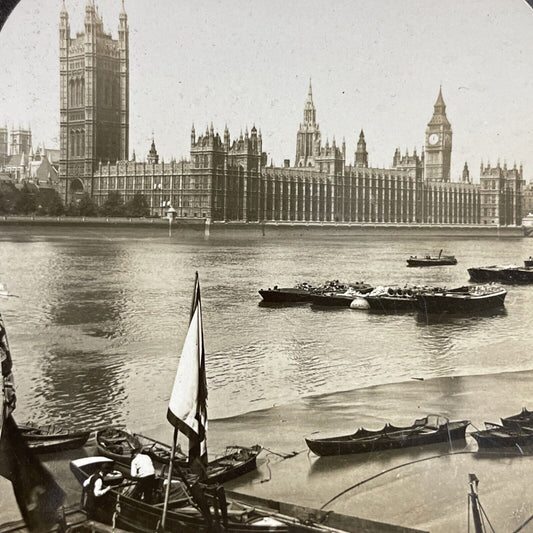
[191,124,196,145]
[224,124,230,148]
[147,137,159,164]
[462,162,470,182]
[355,129,368,168]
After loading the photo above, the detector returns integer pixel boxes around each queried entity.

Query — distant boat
[415,284,506,314]
[258,285,315,303]
[305,414,469,457]
[365,286,439,312]
[407,250,457,267]
[259,280,372,304]
[468,261,533,284]
[309,285,373,307]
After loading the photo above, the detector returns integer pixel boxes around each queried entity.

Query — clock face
[429,133,439,145]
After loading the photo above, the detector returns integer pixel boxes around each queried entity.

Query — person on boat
[130,448,156,504]
[82,464,112,520]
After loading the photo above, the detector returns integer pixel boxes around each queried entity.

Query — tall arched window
[70,130,76,156]
[69,80,75,107]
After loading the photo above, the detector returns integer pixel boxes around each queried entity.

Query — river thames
[1,225,533,532]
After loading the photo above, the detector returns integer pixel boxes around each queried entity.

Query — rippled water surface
[1,225,532,432]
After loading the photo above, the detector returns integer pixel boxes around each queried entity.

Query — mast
[162,272,204,530]
[468,474,495,533]
[469,474,483,533]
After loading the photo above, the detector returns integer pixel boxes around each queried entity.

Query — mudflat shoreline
[2,369,533,531]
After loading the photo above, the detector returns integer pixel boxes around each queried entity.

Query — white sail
[166,275,208,463]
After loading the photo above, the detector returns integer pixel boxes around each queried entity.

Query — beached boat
[70,456,412,533]
[468,262,533,284]
[500,407,533,429]
[407,250,457,267]
[415,284,506,314]
[305,414,470,456]
[19,422,91,454]
[470,422,533,450]
[95,427,261,484]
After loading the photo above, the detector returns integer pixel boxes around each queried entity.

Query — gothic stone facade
[59,0,128,201]
[62,4,522,227]
[88,87,522,226]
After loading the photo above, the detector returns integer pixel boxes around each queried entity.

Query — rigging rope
[255,447,306,484]
[260,446,304,459]
[512,514,533,533]
[320,450,475,510]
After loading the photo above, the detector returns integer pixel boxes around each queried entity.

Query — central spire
[303,79,316,126]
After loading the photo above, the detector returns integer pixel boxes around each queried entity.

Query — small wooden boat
[407,250,457,267]
[468,264,533,284]
[470,422,533,450]
[70,456,408,533]
[95,427,176,466]
[500,407,533,429]
[305,414,470,456]
[415,284,506,314]
[96,427,261,484]
[19,423,91,454]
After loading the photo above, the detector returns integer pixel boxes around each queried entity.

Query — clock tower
[424,87,452,182]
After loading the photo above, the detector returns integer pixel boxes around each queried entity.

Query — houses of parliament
[59,1,523,226]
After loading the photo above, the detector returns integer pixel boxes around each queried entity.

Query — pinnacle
[434,86,446,108]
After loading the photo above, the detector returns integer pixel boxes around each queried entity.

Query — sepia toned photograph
[1,1,533,532]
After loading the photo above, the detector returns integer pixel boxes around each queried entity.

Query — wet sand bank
[2,369,533,531]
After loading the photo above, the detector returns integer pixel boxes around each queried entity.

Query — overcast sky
[0,0,532,182]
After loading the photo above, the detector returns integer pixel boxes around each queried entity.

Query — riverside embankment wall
[0,216,525,238]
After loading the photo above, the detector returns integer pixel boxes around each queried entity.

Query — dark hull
[258,288,312,303]
[501,408,533,429]
[305,420,470,457]
[407,258,457,267]
[416,290,506,314]
[309,294,357,307]
[471,427,533,449]
[26,432,90,453]
[468,266,533,284]
[366,295,417,311]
